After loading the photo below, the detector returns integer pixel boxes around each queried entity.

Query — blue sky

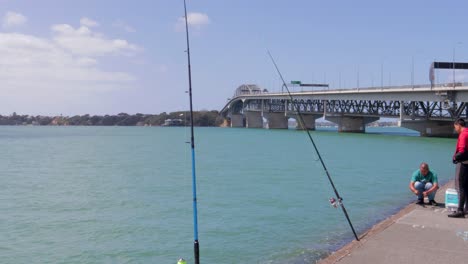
[0,0,467,115]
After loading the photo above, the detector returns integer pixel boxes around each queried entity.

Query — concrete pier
[230,114,244,128]
[399,120,456,137]
[289,114,320,130]
[244,111,263,128]
[325,116,379,133]
[263,112,288,129]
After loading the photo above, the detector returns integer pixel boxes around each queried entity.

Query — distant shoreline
[0,111,224,127]
[0,112,399,128]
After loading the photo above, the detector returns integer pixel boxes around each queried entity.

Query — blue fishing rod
[183,0,200,263]
[267,51,360,241]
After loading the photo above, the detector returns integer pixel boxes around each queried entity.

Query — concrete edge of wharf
[318,180,468,264]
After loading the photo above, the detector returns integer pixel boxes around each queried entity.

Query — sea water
[0,126,456,263]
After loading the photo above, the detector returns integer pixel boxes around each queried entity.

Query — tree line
[0,111,225,127]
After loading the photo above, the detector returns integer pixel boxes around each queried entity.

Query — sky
[1,0,468,116]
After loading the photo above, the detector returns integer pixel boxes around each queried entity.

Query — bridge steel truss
[221,85,468,136]
[242,98,468,120]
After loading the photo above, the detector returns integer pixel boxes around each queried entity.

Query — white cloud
[0,21,137,98]
[187,13,210,27]
[176,12,210,31]
[113,20,136,33]
[2,11,27,28]
[51,23,139,56]
[76,57,98,67]
[0,18,145,114]
[80,17,99,27]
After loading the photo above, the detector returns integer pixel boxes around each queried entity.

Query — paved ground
[319,181,468,264]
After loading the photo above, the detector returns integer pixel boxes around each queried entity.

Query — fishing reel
[329,197,342,208]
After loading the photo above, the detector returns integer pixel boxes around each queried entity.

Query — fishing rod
[267,51,360,241]
[183,0,200,263]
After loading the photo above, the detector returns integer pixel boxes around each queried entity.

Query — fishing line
[183,0,201,263]
[267,51,360,241]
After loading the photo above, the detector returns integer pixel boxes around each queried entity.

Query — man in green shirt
[409,162,439,205]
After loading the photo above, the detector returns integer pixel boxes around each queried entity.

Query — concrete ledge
[318,199,418,264]
[318,180,468,264]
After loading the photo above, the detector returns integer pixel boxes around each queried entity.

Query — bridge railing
[254,82,468,95]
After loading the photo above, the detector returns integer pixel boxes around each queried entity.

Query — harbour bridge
[219,83,468,137]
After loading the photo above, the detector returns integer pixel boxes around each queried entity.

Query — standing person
[450,118,468,218]
[409,162,438,205]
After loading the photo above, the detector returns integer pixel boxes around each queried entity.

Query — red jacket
[455,128,468,158]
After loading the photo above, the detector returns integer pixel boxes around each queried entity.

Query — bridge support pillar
[245,111,263,128]
[230,114,245,128]
[325,116,379,133]
[399,120,456,137]
[264,112,288,129]
[289,114,320,130]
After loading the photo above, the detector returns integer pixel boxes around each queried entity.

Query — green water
[0,126,456,263]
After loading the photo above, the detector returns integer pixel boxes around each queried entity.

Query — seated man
[409,162,439,205]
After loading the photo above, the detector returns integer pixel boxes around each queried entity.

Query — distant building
[163,119,184,126]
